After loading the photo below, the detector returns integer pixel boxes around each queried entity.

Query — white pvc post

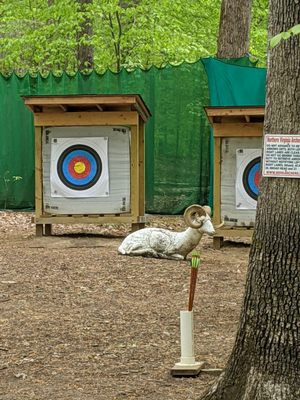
[171,309,204,375]
[179,310,195,365]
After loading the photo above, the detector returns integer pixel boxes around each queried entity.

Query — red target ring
[254,169,260,187]
[68,156,91,179]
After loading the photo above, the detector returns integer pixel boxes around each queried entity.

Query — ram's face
[198,216,215,236]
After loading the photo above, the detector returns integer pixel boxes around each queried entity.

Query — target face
[50,137,109,198]
[57,145,102,190]
[236,149,262,209]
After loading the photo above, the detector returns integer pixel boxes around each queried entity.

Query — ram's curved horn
[184,205,206,229]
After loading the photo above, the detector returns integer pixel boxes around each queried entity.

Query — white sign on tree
[262,134,300,178]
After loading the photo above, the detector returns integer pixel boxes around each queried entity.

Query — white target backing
[236,149,262,210]
[43,126,130,215]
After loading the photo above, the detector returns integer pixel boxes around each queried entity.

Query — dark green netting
[0,76,35,210]
[0,61,211,213]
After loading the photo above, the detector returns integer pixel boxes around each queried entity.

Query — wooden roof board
[204,106,265,118]
[22,94,151,121]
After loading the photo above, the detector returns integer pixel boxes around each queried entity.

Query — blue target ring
[62,150,97,186]
[242,157,261,200]
[57,145,102,190]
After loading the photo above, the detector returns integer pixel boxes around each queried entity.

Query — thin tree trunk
[77,0,94,71]
[217,0,252,58]
[108,11,122,72]
[201,1,300,399]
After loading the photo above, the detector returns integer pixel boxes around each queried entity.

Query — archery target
[50,137,109,197]
[236,149,262,209]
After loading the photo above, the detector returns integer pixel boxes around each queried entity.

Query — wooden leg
[44,224,52,236]
[213,236,224,250]
[131,222,145,232]
[36,224,44,237]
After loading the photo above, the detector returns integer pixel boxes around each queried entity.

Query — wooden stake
[188,268,198,311]
[188,253,200,311]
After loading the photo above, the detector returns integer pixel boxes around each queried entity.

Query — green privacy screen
[0,76,35,210]
[0,58,266,213]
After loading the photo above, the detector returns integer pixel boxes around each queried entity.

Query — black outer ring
[242,156,261,201]
[57,144,102,190]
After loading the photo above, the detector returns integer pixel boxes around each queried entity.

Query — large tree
[217,0,252,58]
[201,0,300,399]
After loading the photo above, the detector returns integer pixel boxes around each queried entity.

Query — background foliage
[0,0,268,75]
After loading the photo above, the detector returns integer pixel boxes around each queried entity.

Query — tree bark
[107,11,122,72]
[217,0,252,58]
[77,0,94,71]
[201,1,300,399]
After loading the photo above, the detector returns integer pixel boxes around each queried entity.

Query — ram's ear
[202,206,211,216]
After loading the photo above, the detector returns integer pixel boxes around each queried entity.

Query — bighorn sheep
[118,205,218,260]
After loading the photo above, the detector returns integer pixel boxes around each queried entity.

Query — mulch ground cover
[0,212,250,400]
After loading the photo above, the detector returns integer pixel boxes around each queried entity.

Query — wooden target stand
[205,106,265,249]
[23,95,151,236]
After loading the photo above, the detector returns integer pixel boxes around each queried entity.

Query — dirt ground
[0,212,251,400]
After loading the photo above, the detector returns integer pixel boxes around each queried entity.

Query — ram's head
[184,204,223,235]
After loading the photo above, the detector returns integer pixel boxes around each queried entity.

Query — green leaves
[270,24,300,48]
[0,0,270,73]
[249,0,268,65]
[0,0,222,73]
[0,0,80,74]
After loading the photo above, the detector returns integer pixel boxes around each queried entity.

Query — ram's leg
[170,254,185,260]
[124,248,159,258]
[158,253,185,261]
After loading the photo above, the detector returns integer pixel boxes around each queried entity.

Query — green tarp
[202,58,266,106]
[0,58,267,213]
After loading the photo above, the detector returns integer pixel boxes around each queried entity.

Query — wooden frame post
[138,117,145,218]
[130,123,144,232]
[131,117,146,232]
[34,126,45,236]
[213,137,222,249]
[213,137,221,225]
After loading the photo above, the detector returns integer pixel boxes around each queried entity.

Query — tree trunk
[201,1,300,399]
[77,0,94,71]
[217,0,252,58]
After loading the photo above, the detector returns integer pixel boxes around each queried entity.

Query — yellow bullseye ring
[74,161,86,174]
